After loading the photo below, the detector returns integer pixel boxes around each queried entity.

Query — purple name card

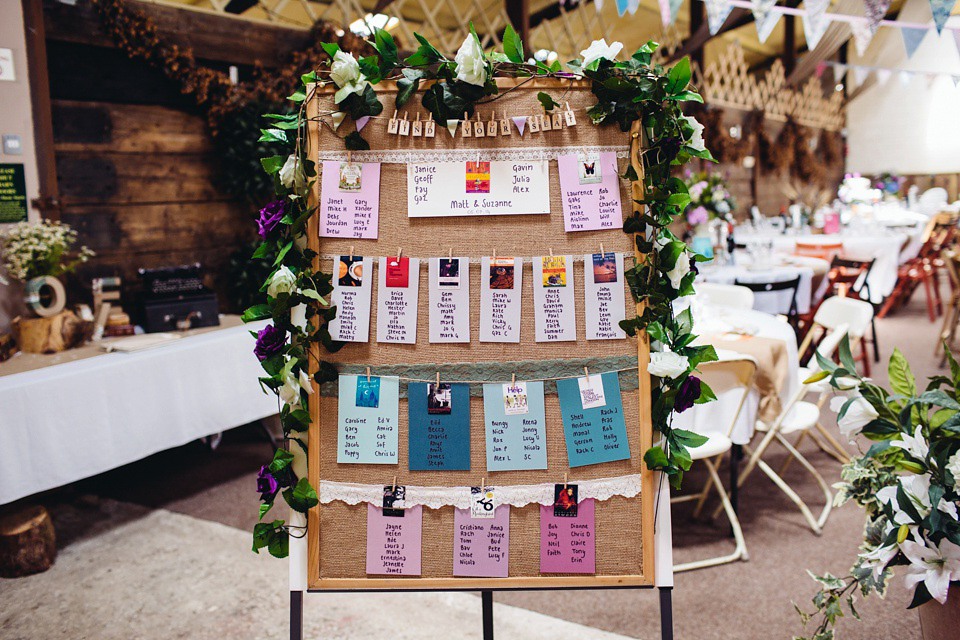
[365,503,422,576]
[557,152,622,232]
[539,498,596,573]
[453,506,510,578]
[319,160,381,239]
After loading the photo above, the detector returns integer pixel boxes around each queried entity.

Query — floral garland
[245,27,718,556]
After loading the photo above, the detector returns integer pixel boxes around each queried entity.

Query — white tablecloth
[0,320,278,505]
[673,304,799,444]
[698,257,823,315]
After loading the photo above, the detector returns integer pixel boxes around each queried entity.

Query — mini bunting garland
[901,26,927,58]
[355,115,370,132]
[512,116,527,136]
[929,0,957,34]
[751,0,781,44]
[330,111,345,131]
[802,0,831,51]
[446,119,459,138]
[705,0,735,35]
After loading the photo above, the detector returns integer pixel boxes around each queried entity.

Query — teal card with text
[556,372,629,467]
[337,375,399,464]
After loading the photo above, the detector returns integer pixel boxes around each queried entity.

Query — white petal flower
[829,394,879,441]
[279,154,298,189]
[654,234,692,291]
[648,347,690,379]
[267,266,297,298]
[454,33,488,86]
[579,39,623,69]
[330,50,360,88]
[947,451,960,488]
[859,538,898,582]
[680,115,706,152]
[891,425,930,462]
[901,537,960,604]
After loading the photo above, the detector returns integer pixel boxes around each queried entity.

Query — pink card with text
[539,498,596,573]
[453,506,510,578]
[319,160,381,239]
[557,152,622,232]
[365,503,422,575]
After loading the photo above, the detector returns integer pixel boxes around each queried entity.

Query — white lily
[680,115,706,152]
[877,474,958,524]
[859,539,898,582]
[901,537,960,604]
[891,425,930,462]
[829,394,879,441]
[579,39,623,69]
[947,451,960,488]
[278,357,312,409]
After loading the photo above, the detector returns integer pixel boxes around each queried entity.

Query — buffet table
[0,317,277,505]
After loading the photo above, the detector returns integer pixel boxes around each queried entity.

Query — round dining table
[697,253,829,315]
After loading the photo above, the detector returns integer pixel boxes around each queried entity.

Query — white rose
[267,265,297,298]
[681,115,706,152]
[666,252,691,290]
[579,39,623,69]
[948,451,960,488]
[279,154,298,189]
[330,51,369,103]
[454,33,487,86]
[830,394,879,441]
[278,358,312,408]
[648,348,690,379]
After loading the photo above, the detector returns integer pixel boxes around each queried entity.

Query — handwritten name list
[329,257,373,342]
[533,255,576,342]
[453,506,510,578]
[406,161,550,217]
[583,252,626,340]
[540,499,596,573]
[376,257,420,344]
[428,257,470,343]
[557,152,623,232]
[480,257,522,343]
[366,504,422,576]
[337,375,399,464]
[408,382,470,471]
[556,373,630,468]
[319,161,381,238]
[482,381,548,471]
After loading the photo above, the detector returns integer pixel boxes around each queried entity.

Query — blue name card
[408,382,470,471]
[556,372,630,467]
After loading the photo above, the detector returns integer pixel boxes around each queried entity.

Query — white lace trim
[317,473,643,510]
[316,145,630,164]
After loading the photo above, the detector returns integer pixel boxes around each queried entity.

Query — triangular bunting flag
[595,0,604,10]
[834,64,848,86]
[705,0,734,35]
[355,115,370,132]
[330,111,346,131]
[926,73,940,88]
[863,0,892,35]
[512,116,527,136]
[659,0,684,26]
[901,27,926,59]
[852,66,870,88]
[929,0,957,34]
[446,119,459,138]
[669,0,683,24]
[875,69,892,85]
[615,0,629,16]
[815,61,827,78]
[899,70,912,86]
[802,0,831,51]
[751,0,781,44]
[627,0,641,15]
[851,19,874,57]
[954,29,960,58]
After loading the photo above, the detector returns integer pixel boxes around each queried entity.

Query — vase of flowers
[684,171,736,259]
[795,341,960,639]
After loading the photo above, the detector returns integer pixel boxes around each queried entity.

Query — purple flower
[687,206,709,226]
[257,465,280,501]
[257,199,287,239]
[254,324,286,361]
[674,375,702,413]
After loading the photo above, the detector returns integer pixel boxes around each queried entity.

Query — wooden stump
[13,310,92,354]
[0,505,57,577]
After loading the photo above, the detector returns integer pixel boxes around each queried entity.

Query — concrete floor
[1,276,951,639]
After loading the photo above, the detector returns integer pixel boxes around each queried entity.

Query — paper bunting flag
[659,0,683,26]
[863,0,892,36]
[512,116,527,136]
[330,111,346,131]
[851,66,870,88]
[751,0,780,44]
[627,0,641,15]
[901,27,926,59]
[355,115,370,132]
[875,68,892,85]
[706,0,734,35]
[954,30,960,59]
[595,0,604,10]
[834,64,848,86]
[815,61,827,78]
[851,19,874,57]
[899,70,912,86]
[446,119,459,138]
[615,0,629,16]
[802,0,831,51]
[929,0,957,34]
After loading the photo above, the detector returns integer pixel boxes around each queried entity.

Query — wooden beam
[783,15,796,75]
[22,0,60,220]
[689,0,705,70]
[506,0,530,59]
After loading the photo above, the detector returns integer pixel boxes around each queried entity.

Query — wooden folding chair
[672,356,757,572]
[937,250,960,363]
[795,241,844,263]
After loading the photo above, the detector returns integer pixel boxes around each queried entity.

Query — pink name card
[453,506,510,578]
[319,160,381,239]
[539,498,596,573]
[365,503,422,576]
[557,152,622,232]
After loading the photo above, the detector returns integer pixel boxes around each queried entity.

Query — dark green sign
[0,163,28,223]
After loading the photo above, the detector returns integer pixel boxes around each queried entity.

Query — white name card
[407,161,550,217]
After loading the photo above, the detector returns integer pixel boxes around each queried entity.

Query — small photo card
[339,256,364,287]
[554,484,578,518]
[438,258,461,289]
[541,255,567,287]
[592,252,618,284]
[578,152,602,184]
[339,161,362,191]
[427,382,453,415]
[502,382,529,415]
[489,258,515,290]
[383,484,406,517]
[356,376,381,408]
[385,256,410,288]
[466,161,490,193]
[578,375,606,409]
[470,486,496,519]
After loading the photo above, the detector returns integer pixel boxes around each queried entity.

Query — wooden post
[688,0,705,72]
[0,505,57,577]
[783,15,796,76]
[505,0,530,59]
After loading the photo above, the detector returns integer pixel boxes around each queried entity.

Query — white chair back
[697,354,758,439]
[918,187,949,217]
[696,283,755,310]
[812,322,850,364]
[813,297,874,338]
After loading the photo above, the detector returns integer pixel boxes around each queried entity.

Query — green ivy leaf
[345,131,370,151]
[537,91,558,112]
[283,477,319,513]
[241,304,271,323]
[320,43,340,58]
[643,445,670,470]
[666,90,703,103]
[260,155,286,176]
[888,348,917,398]
[259,502,273,521]
[259,128,288,143]
[268,448,295,474]
[502,23,524,63]
[666,58,691,94]
[313,360,339,384]
[373,27,399,69]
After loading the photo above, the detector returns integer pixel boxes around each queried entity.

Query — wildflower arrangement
[683,171,735,227]
[0,220,94,285]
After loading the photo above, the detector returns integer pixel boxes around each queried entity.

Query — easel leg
[659,587,674,640]
[290,590,303,640]
[481,590,494,640]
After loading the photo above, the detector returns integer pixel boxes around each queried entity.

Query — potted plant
[795,340,960,639]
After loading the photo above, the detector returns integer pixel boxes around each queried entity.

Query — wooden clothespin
[492,248,497,262]
[424,113,436,137]
[474,111,484,137]
[399,111,410,136]
[366,366,371,382]
[481,477,486,490]
[397,247,403,259]
[499,111,511,136]
[599,243,605,257]
[462,111,472,137]
[346,149,353,164]
[564,102,577,127]
[487,110,498,137]
[549,247,554,257]
[350,245,355,260]
[392,475,397,492]
[541,105,552,131]
[528,110,541,133]
[388,110,399,134]
[551,106,563,129]
[584,366,590,381]
[564,472,568,489]
[511,373,516,385]
[436,371,441,386]
[448,247,453,259]
[412,112,423,136]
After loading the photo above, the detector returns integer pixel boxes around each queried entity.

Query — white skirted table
[0,317,277,505]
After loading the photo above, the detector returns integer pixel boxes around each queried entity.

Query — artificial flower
[859,540,898,582]
[279,154,298,189]
[830,394,879,441]
[877,474,957,524]
[654,234,692,290]
[454,32,488,86]
[891,425,930,462]
[901,537,960,604]
[687,206,709,226]
[579,39,623,69]
[257,199,287,239]
[674,375,701,412]
[330,51,369,103]
[253,324,286,361]
[681,115,706,152]
[256,465,280,501]
[648,347,690,379]
[278,357,312,408]
[947,450,960,488]
[267,265,297,298]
